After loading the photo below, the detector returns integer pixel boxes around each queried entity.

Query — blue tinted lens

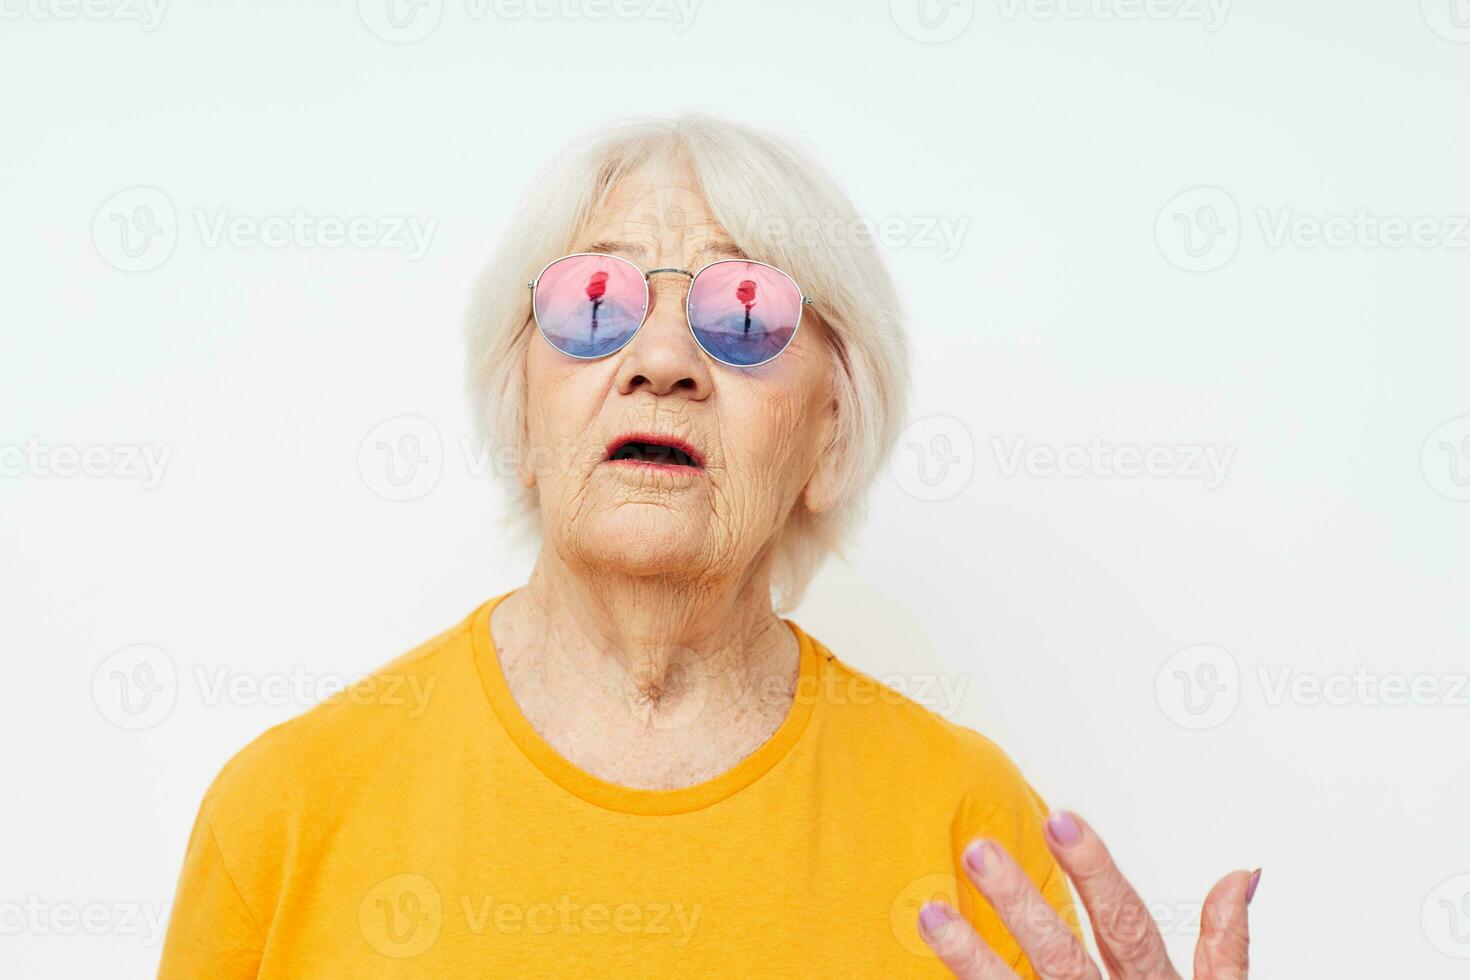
[533,254,648,359]
[687,261,803,366]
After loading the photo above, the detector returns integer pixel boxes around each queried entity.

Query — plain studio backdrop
[3,0,1468,976]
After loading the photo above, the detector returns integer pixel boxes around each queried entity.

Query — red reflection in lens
[688,261,802,366]
[585,271,608,301]
[533,254,647,358]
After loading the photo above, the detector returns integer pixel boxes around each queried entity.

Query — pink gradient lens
[532,253,648,359]
[687,260,804,366]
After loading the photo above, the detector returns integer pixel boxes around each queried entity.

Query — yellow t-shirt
[159,594,1077,978]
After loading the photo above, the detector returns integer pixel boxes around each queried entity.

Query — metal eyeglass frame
[527,252,814,368]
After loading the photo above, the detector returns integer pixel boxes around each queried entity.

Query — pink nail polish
[964,840,988,875]
[919,902,953,938]
[1246,868,1261,905]
[1046,811,1081,846]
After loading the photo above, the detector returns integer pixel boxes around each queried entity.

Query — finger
[1193,868,1257,980]
[1041,811,1179,980]
[918,902,1020,980]
[961,838,1102,980]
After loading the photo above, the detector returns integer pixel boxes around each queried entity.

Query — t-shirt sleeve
[951,761,1083,979]
[157,801,264,980]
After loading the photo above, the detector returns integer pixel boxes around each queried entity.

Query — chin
[575,505,710,577]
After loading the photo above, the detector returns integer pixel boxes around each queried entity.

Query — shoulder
[196,607,477,824]
[802,629,1047,811]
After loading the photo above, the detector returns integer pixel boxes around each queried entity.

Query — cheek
[523,349,609,492]
[525,349,600,444]
[718,381,824,491]
[738,342,831,473]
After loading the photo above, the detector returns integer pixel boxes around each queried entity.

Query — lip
[603,431,707,471]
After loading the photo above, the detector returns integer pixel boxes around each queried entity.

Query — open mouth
[604,434,706,470]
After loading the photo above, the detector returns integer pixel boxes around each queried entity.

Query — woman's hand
[919,811,1258,979]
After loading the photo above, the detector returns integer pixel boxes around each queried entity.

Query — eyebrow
[580,239,652,261]
[577,239,749,266]
[693,241,748,262]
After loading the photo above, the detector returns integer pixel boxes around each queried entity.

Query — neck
[489,548,801,788]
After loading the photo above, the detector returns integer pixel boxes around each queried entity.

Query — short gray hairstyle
[464,114,910,611]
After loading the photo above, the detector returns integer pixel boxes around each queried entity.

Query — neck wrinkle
[504,546,798,728]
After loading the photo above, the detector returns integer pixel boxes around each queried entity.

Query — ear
[800,396,841,515]
[515,413,537,490]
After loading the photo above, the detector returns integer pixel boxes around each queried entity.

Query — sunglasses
[528,252,813,368]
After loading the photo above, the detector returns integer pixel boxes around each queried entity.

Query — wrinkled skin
[489,164,838,789]
[520,164,838,589]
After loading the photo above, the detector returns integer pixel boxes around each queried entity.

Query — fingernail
[1046,811,1081,846]
[918,901,954,939]
[963,840,990,876]
[1246,868,1261,905]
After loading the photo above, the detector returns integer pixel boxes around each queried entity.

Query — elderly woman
[159,116,1256,979]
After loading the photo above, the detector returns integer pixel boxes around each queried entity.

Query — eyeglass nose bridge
[639,268,696,323]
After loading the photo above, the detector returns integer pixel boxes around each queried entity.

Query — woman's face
[521,165,837,583]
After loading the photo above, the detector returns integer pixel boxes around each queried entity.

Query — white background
[3,0,1469,976]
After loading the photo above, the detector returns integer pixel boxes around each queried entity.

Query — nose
[614,275,711,399]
